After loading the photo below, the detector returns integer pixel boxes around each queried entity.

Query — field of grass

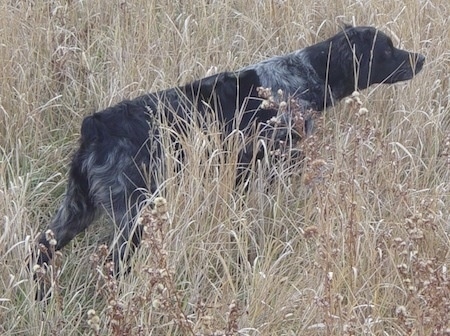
[0,0,449,335]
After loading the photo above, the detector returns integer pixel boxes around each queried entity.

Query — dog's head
[343,26,425,89]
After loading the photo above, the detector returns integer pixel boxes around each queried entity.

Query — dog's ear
[360,27,377,42]
[345,26,376,43]
[341,22,353,30]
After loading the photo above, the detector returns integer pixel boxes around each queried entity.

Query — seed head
[45,229,55,242]
[154,197,168,215]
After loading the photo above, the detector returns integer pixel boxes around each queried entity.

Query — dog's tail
[35,141,98,299]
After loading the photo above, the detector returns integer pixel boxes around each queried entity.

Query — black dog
[35,26,424,291]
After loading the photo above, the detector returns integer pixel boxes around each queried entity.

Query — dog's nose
[417,54,425,65]
[413,53,425,74]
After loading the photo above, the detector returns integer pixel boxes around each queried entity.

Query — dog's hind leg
[107,190,146,274]
[91,146,157,274]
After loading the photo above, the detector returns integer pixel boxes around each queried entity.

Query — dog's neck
[304,35,360,103]
[243,52,337,112]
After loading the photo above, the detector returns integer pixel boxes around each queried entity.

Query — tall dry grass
[0,0,449,335]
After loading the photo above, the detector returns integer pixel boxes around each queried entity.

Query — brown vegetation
[0,0,448,335]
